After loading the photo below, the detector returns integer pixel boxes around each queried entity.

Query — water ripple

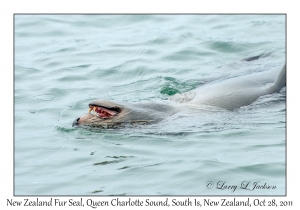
[33,94,56,101]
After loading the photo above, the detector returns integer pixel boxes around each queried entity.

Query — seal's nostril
[72,118,80,127]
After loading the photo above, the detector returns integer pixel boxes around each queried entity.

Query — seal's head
[72,100,158,128]
[72,100,127,128]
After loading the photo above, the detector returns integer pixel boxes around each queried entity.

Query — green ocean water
[14,15,286,195]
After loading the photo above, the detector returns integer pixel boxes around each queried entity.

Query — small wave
[93,159,124,166]
[33,94,56,101]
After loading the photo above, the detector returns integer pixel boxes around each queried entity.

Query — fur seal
[73,100,178,128]
[73,55,286,128]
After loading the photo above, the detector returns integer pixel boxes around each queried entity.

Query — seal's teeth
[93,107,97,112]
[88,107,92,113]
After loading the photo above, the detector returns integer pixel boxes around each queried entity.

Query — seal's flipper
[270,64,286,93]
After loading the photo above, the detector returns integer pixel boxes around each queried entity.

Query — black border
[13,13,287,197]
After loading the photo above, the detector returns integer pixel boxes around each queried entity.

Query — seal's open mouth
[88,104,121,119]
[72,100,124,127]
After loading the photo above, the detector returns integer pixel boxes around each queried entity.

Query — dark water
[15,15,286,195]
